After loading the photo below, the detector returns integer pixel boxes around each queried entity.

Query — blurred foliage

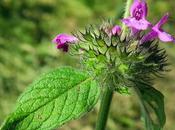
[0,0,175,130]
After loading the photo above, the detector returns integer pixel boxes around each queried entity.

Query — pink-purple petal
[130,0,140,16]
[52,33,78,52]
[141,28,174,43]
[141,0,148,17]
[141,31,158,44]
[112,25,121,35]
[122,18,151,30]
[155,13,169,28]
[52,34,78,44]
[130,0,148,19]
[157,31,174,42]
[142,13,175,43]
[131,27,140,35]
[124,0,150,32]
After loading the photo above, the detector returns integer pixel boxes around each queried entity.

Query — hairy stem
[95,87,113,130]
[121,0,133,40]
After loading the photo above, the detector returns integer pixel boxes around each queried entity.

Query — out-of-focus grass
[0,0,175,129]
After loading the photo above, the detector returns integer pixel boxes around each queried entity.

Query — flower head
[141,13,175,43]
[122,0,151,31]
[76,21,168,94]
[52,34,78,52]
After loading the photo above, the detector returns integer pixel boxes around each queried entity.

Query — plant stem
[95,87,113,130]
[121,0,133,41]
[95,1,133,129]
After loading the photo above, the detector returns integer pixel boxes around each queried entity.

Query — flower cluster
[52,0,174,51]
[49,1,172,129]
[122,0,174,43]
[51,0,172,92]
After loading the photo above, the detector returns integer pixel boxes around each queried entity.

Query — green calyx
[71,21,168,94]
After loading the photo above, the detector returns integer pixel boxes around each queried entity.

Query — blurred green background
[0,0,175,130]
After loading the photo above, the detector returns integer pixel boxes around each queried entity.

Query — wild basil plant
[1,0,174,130]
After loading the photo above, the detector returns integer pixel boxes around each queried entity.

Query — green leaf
[1,67,100,130]
[135,85,166,130]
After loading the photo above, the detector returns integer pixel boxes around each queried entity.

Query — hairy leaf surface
[1,67,100,130]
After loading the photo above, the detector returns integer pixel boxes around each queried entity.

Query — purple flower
[52,34,78,52]
[112,25,121,35]
[122,0,151,31]
[141,13,175,43]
